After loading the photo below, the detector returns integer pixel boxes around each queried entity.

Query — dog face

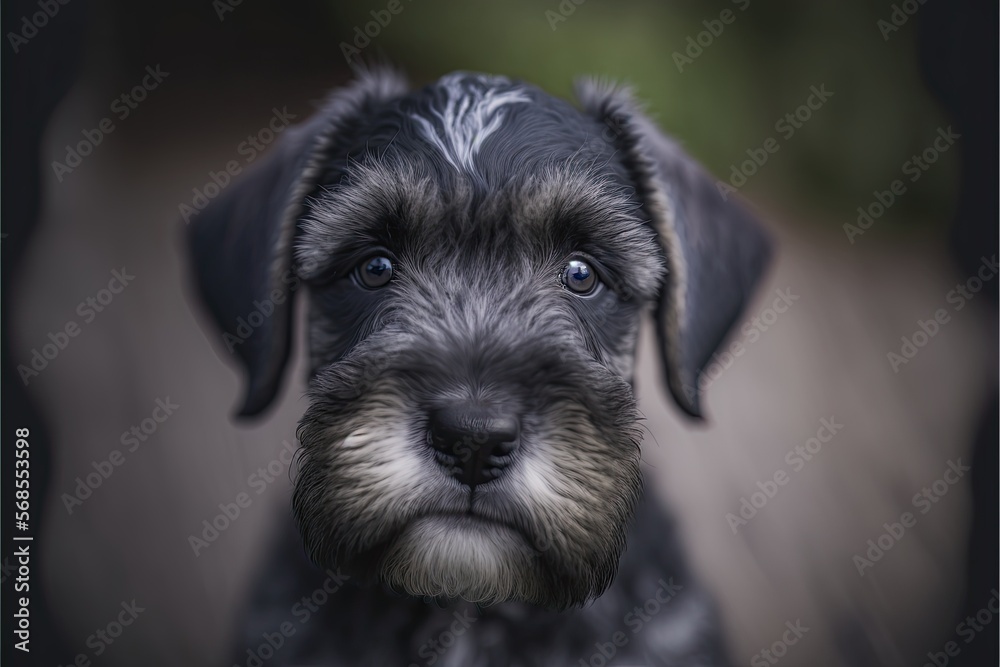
[187,71,771,610]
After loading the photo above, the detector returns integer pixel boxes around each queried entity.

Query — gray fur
[186,69,772,666]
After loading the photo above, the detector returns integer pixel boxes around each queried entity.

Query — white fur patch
[317,393,452,549]
[411,73,530,174]
[380,515,539,604]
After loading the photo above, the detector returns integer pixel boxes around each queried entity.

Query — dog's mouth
[294,390,644,608]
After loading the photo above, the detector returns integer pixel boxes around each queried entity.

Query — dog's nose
[427,405,520,488]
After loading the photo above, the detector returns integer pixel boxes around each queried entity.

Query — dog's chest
[365,599,650,667]
[291,577,721,666]
[239,498,729,666]
[396,587,716,667]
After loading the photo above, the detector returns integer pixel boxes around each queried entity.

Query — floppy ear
[576,80,773,418]
[186,70,408,418]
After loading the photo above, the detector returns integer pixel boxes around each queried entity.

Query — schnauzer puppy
[187,69,771,666]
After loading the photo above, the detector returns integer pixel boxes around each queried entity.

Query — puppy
[187,69,771,666]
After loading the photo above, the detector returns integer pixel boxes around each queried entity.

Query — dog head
[187,70,771,610]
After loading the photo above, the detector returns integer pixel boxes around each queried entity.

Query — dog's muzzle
[427,403,520,488]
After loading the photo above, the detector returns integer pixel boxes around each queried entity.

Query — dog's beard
[379,515,541,604]
[293,337,643,610]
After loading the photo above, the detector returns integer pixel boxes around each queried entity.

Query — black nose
[427,405,520,488]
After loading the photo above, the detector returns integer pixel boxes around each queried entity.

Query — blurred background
[4,0,996,665]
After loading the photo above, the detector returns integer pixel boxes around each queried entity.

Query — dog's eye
[562,259,598,295]
[356,255,393,288]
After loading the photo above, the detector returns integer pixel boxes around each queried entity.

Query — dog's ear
[576,80,773,418]
[186,70,408,417]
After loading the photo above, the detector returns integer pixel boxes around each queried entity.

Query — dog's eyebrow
[296,160,445,280]
[510,167,666,300]
[297,159,664,299]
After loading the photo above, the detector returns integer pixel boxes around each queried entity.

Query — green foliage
[333,0,957,232]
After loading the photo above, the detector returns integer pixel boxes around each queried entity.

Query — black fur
[186,69,772,666]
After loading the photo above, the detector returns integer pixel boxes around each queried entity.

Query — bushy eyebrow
[509,166,666,300]
[295,159,446,281]
[296,159,665,301]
